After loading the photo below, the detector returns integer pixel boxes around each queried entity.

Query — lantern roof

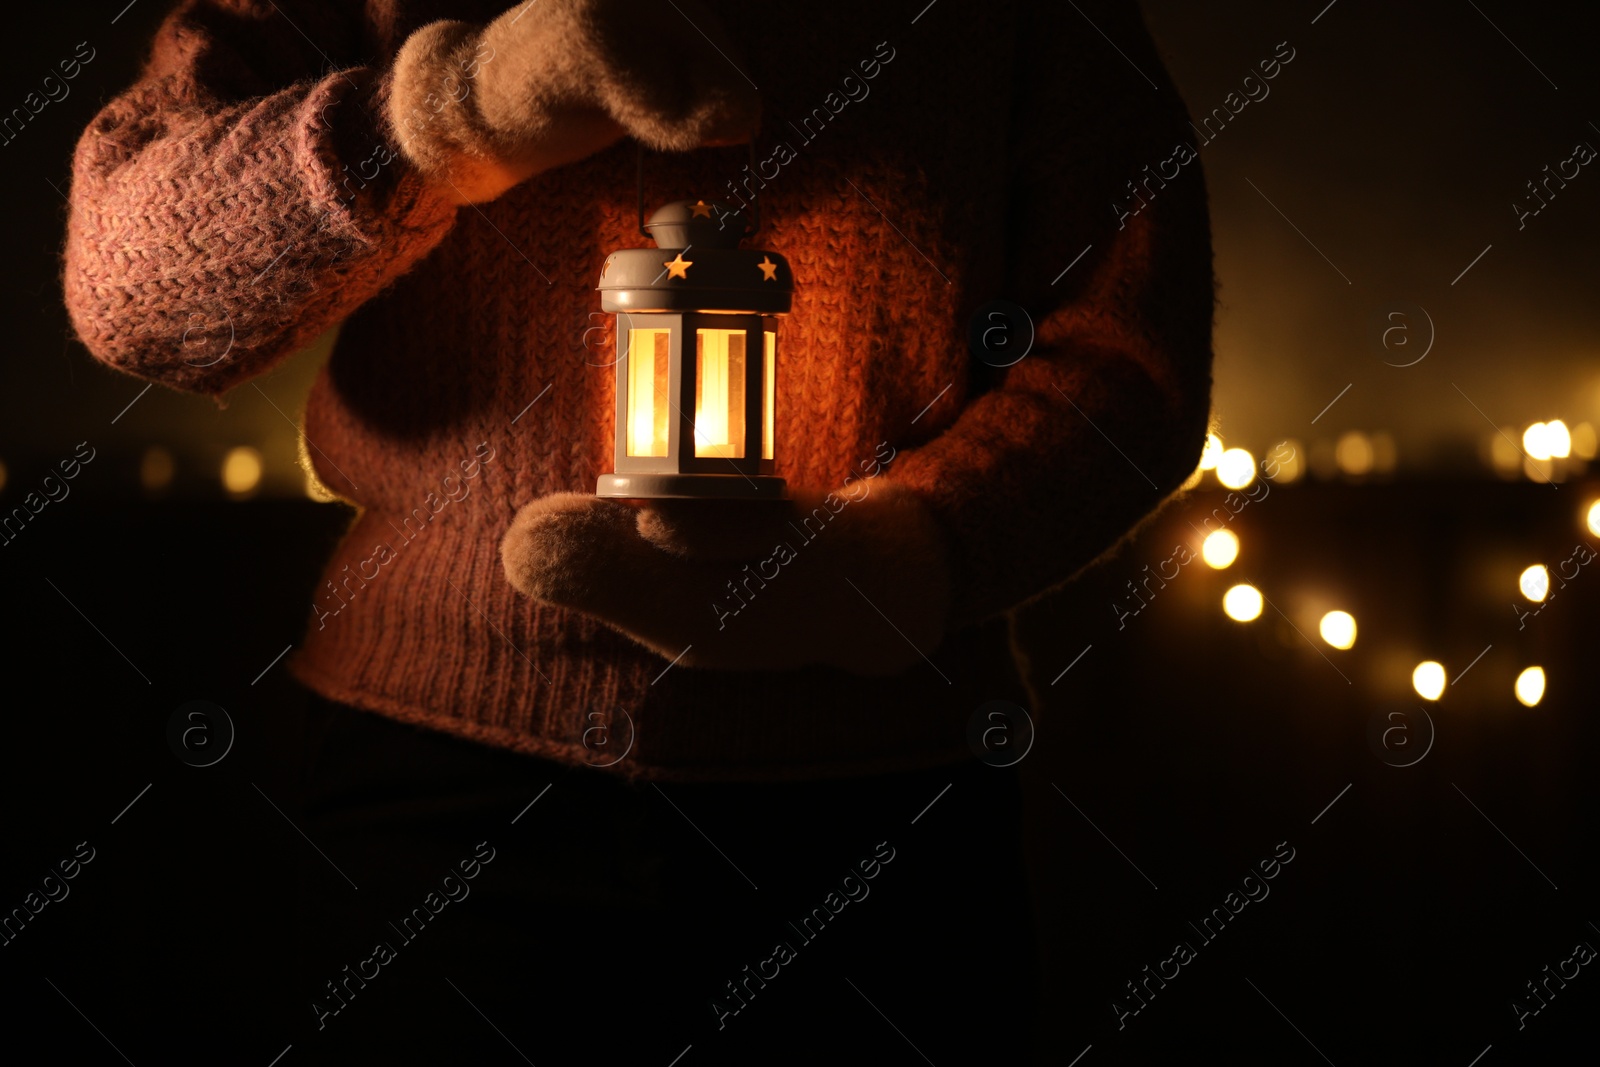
[598,199,794,315]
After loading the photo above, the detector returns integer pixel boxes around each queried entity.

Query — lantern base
[596,473,787,501]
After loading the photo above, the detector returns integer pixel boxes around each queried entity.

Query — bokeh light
[1202,529,1240,569]
[1518,564,1550,602]
[1199,433,1224,471]
[1544,419,1571,459]
[1514,666,1545,707]
[1216,447,1256,489]
[1335,431,1374,476]
[1523,422,1552,461]
[1587,499,1600,538]
[1319,610,1356,650]
[1571,422,1597,460]
[1222,583,1263,622]
[1266,439,1303,483]
[1524,455,1559,483]
[222,447,263,497]
[1412,661,1446,701]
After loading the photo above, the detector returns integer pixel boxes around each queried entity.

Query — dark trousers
[291,692,1039,1065]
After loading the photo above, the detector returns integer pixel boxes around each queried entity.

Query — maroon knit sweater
[64,0,1213,780]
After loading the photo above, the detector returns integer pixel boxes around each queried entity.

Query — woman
[64,1,1213,1060]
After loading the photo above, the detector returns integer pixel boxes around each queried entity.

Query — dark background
[3,1,1597,1063]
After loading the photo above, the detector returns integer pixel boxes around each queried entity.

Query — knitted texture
[64,0,1214,781]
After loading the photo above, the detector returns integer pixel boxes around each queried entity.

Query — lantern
[595,199,793,500]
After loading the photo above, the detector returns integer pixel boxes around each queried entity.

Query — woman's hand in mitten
[389,0,761,203]
[499,483,952,675]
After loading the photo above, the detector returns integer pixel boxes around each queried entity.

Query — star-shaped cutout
[757,256,779,282]
[664,253,693,280]
[690,200,714,218]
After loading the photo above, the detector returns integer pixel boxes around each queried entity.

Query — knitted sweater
[64,0,1213,780]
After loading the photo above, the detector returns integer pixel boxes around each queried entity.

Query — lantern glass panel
[626,328,671,457]
[762,330,775,461]
[694,328,746,459]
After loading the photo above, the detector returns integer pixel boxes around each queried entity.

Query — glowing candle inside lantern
[694,328,745,458]
[763,331,775,461]
[626,328,670,457]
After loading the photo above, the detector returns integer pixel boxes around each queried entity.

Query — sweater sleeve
[887,0,1216,627]
[63,0,459,397]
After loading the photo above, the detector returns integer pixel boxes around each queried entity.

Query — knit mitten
[389,0,760,202]
[500,482,953,675]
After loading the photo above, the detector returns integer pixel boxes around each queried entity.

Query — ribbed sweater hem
[286,506,1026,782]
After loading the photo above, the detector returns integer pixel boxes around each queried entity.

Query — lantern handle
[636,140,760,240]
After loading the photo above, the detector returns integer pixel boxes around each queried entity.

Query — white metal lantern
[595,199,793,500]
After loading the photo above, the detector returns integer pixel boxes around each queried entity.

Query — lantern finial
[644,199,746,250]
